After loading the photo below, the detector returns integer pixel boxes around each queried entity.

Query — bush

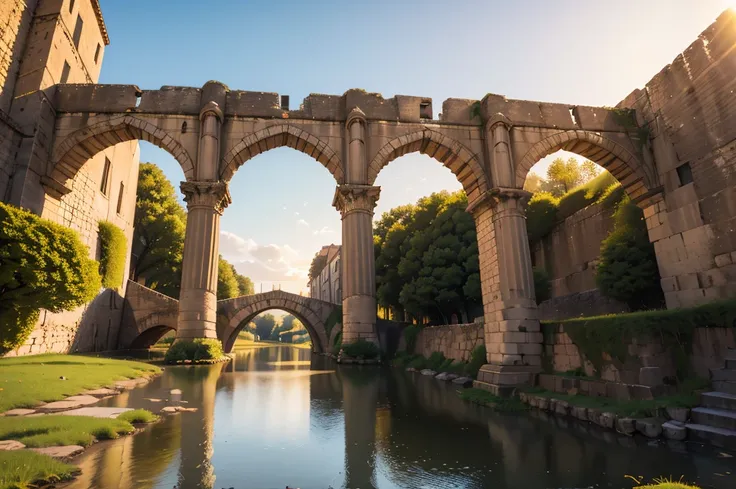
[526,192,559,242]
[596,196,663,309]
[407,355,427,369]
[98,221,127,289]
[402,324,421,354]
[465,345,487,378]
[341,339,380,359]
[0,202,101,353]
[164,338,225,364]
[556,171,618,219]
[117,409,158,424]
[426,351,447,370]
[533,267,551,304]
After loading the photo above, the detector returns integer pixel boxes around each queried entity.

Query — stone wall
[531,200,629,319]
[619,10,736,308]
[414,322,484,362]
[542,323,736,382]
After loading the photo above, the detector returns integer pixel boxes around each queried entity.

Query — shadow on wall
[71,288,126,352]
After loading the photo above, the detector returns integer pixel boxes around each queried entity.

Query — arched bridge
[118,282,339,354]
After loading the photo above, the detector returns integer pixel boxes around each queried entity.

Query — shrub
[533,267,551,304]
[341,339,380,359]
[402,324,421,354]
[556,171,618,219]
[407,355,427,369]
[117,409,158,424]
[98,221,127,289]
[0,202,101,353]
[164,338,224,364]
[426,351,447,370]
[526,192,559,242]
[465,345,487,378]
[596,196,663,310]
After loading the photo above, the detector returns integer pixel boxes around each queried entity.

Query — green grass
[0,450,77,489]
[458,388,528,412]
[0,415,142,448]
[630,476,701,488]
[0,354,160,412]
[117,409,159,424]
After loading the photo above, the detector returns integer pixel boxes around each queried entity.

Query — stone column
[176,100,229,341]
[333,184,380,345]
[176,181,230,340]
[469,120,542,396]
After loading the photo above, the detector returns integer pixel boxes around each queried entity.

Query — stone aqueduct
[21,80,665,391]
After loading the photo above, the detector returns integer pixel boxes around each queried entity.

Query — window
[72,15,83,49]
[69,0,75,13]
[116,182,124,214]
[60,61,71,83]
[100,158,111,195]
[94,43,101,64]
[676,162,694,186]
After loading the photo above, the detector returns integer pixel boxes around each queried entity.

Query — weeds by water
[118,409,159,424]
[0,450,77,489]
[458,388,528,412]
[0,415,143,447]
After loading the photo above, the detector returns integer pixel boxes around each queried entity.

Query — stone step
[713,381,736,395]
[691,406,736,430]
[686,423,736,450]
[701,391,736,411]
[711,369,736,382]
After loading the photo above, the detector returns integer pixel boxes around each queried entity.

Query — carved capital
[346,107,367,129]
[332,184,380,217]
[466,187,532,217]
[199,101,224,122]
[180,180,231,214]
[484,112,512,133]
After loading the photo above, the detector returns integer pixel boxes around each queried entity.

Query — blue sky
[98,0,732,293]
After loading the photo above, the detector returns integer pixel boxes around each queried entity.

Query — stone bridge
[118,282,338,354]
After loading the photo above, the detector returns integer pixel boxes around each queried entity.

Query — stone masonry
[413,322,485,363]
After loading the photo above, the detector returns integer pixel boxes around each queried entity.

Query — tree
[0,202,101,352]
[596,196,663,310]
[217,255,239,300]
[253,313,277,340]
[308,253,327,282]
[540,156,602,197]
[132,163,187,298]
[235,271,254,296]
[523,172,545,193]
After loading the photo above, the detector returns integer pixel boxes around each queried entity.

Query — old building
[308,244,341,305]
[1,0,140,355]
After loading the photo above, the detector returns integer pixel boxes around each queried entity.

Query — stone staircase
[686,348,736,449]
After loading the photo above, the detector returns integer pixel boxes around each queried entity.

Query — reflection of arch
[367,129,488,195]
[218,291,335,354]
[515,130,654,197]
[129,325,174,349]
[51,115,195,184]
[220,124,343,183]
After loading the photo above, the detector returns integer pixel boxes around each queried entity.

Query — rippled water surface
[61,346,735,489]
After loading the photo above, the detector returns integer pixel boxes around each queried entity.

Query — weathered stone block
[635,418,663,438]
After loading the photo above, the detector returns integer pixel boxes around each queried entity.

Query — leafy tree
[0,202,101,352]
[132,163,186,297]
[98,221,127,290]
[523,172,545,193]
[234,270,254,296]
[539,157,602,197]
[596,196,663,310]
[308,253,327,282]
[253,313,277,340]
[217,255,240,300]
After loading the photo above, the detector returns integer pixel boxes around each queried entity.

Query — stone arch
[51,115,195,185]
[515,130,655,199]
[220,124,343,183]
[367,128,489,200]
[129,325,174,349]
[218,292,332,354]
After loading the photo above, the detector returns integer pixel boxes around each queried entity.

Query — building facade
[309,244,341,305]
[1,0,140,355]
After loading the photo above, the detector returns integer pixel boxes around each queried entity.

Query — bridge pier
[470,118,542,395]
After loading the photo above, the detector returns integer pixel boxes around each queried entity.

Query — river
[61,346,734,489]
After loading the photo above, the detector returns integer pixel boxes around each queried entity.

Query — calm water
[61,346,735,489]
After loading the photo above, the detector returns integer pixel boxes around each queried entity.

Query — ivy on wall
[0,202,101,352]
[98,221,127,290]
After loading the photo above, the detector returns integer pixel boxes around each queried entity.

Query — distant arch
[129,325,174,350]
[51,115,195,185]
[515,130,655,199]
[367,129,489,201]
[218,291,335,354]
[220,124,343,183]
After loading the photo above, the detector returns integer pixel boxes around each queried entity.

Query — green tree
[0,202,101,351]
[132,163,187,297]
[235,271,254,296]
[523,172,545,193]
[217,256,240,300]
[541,157,601,197]
[308,253,327,282]
[596,196,663,310]
[253,313,277,340]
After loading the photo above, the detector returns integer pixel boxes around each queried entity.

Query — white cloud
[303,201,308,207]
[294,211,300,216]
[282,206,287,211]
[312,226,335,236]
[297,219,309,227]
[219,231,309,293]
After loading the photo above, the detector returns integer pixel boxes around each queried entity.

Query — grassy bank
[458,388,528,412]
[0,354,160,412]
[0,450,77,489]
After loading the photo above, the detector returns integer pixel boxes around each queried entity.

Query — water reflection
[61,347,735,489]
